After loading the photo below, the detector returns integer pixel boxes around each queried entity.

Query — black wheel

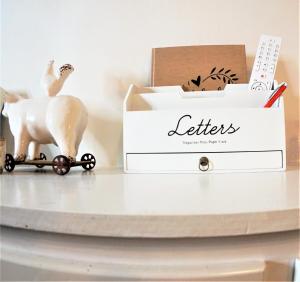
[81,153,96,171]
[52,155,70,175]
[36,152,47,168]
[4,154,15,172]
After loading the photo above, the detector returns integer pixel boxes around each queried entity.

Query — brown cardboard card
[152,45,248,91]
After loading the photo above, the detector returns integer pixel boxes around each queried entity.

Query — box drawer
[126,150,283,172]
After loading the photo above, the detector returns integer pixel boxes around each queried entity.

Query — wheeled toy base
[4,153,96,175]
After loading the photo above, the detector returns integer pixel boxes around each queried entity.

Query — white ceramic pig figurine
[2,62,87,162]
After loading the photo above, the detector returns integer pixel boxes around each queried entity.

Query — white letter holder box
[123,84,286,173]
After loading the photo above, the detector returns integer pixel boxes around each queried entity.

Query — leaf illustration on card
[210,67,216,74]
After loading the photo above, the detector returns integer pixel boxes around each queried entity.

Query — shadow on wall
[85,73,142,168]
[87,113,123,168]
[277,60,299,167]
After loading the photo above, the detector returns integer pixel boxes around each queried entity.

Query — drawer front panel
[126,151,283,172]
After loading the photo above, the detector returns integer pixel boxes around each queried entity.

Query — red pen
[264,82,287,108]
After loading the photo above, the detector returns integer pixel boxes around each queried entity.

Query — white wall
[1,0,299,167]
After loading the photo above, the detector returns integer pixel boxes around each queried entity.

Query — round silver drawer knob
[199,156,209,171]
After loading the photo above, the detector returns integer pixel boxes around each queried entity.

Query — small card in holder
[152,45,248,91]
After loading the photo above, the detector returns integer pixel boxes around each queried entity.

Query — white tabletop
[1,167,299,238]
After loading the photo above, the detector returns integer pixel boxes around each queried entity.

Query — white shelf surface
[1,166,299,238]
